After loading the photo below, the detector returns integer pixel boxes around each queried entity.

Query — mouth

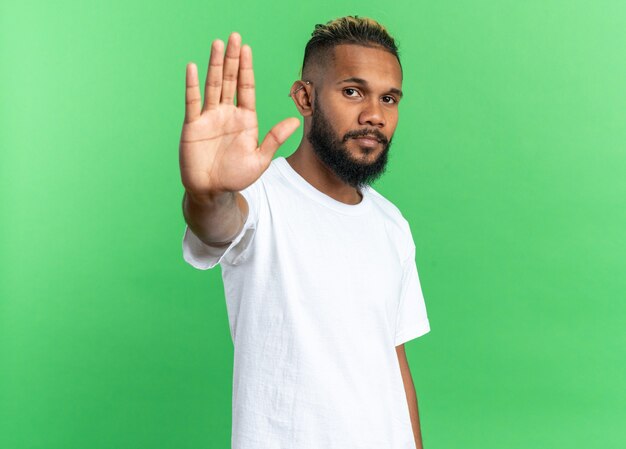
[352,136,381,147]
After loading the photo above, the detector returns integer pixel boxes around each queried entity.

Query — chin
[348,143,379,160]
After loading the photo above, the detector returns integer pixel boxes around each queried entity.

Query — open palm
[179,32,299,197]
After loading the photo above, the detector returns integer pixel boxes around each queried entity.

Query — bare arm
[178,32,298,246]
[396,344,424,449]
[182,190,248,247]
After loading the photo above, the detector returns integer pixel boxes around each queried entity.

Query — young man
[180,16,431,449]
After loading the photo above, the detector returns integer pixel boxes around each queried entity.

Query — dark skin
[180,32,424,448]
[396,344,425,449]
[287,44,402,205]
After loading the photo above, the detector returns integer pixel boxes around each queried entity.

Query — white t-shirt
[182,156,431,449]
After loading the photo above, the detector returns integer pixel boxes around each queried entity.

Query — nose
[358,98,385,128]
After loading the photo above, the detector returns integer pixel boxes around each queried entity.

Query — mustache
[343,129,389,145]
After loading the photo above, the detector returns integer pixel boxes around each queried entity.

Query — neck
[285,137,363,205]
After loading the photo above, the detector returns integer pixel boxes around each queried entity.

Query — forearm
[404,381,424,449]
[182,189,247,246]
[397,346,425,449]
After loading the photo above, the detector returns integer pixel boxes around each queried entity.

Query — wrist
[186,188,233,205]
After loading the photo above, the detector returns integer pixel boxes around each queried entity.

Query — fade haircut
[301,16,401,78]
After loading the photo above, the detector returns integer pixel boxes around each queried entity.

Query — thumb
[259,117,300,158]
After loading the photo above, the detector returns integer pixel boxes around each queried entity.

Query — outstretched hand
[179,32,300,198]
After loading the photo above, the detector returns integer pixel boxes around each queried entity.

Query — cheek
[322,97,368,133]
[386,112,399,131]
[330,113,359,136]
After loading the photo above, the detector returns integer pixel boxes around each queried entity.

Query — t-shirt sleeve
[181,180,261,270]
[395,243,431,346]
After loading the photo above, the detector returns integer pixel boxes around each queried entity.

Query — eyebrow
[337,77,403,98]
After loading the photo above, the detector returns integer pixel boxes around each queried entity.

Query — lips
[354,136,380,143]
[352,136,381,149]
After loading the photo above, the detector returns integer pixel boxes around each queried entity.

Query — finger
[202,39,224,112]
[220,32,241,105]
[259,118,301,158]
[184,62,201,123]
[237,44,255,111]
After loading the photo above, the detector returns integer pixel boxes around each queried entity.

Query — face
[307,95,392,189]
[305,44,403,189]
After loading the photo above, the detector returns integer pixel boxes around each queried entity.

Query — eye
[343,88,362,98]
[382,95,397,104]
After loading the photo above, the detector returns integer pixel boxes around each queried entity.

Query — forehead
[325,44,402,87]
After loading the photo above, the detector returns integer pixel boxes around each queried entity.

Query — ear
[289,80,314,117]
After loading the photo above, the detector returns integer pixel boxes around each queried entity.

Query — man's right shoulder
[239,156,284,209]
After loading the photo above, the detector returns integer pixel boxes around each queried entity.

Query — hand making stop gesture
[179,32,300,198]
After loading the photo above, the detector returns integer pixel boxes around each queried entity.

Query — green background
[1,0,624,448]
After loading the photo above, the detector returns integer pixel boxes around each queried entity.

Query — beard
[306,97,392,190]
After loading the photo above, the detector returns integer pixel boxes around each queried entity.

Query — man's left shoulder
[366,187,412,236]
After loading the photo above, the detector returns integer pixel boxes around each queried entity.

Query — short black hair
[302,16,401,77]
